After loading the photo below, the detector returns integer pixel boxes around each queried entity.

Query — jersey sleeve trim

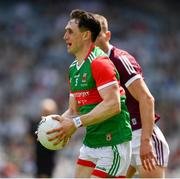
[97,81,118,91]
[125,74,142,87]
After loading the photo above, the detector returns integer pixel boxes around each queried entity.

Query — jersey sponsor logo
[118,55,136,75]
[74,91,90,98]
[72,89,102,106]
[77,99,87,105]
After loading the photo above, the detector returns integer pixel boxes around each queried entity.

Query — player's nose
[63,32,68,41]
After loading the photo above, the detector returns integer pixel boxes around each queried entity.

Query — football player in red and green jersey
[47,9,132,178]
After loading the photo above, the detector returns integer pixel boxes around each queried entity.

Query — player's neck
[76,42,94,65]
[102,42,110,54]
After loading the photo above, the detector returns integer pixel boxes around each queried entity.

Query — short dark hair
[70,9,101,42]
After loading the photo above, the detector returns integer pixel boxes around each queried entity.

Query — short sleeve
[91,56,118,90]
[110,50,143,88]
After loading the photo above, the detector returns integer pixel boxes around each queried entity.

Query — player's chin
[67,45,74,52]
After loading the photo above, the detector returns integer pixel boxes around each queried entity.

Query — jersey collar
[76,43,95,70]
[84,43,95,61]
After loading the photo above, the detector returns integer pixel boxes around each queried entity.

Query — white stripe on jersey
[119,55,137,75]
[69,60,77,68]
[76,60,85,70]
[125,74,142,88]
[97,81,118,91]
[89,53,94,62]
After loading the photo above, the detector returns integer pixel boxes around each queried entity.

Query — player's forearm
[127,79,155,141]
[62,108,79,118]
[139,94,155,141]
[79,98,121,127]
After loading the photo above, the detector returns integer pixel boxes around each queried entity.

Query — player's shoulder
[91,54,113,70]
[92,56,110,66]
[91,56,116,75]
[112,46,134,59]
[111,46,140,67]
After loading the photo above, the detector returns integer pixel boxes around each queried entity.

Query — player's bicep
[99,83,120,102]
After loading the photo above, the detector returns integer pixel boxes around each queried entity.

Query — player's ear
[82,31,91,40]
[106,31,111,41]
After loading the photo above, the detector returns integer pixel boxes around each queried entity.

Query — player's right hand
[140,139,157,171]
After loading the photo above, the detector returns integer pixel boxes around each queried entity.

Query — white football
[37,115,65,150]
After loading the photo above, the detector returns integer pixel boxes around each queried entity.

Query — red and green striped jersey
[69,45,132,148]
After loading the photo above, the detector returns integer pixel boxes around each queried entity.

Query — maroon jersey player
[109,46,160,131]
[94,14,169,178]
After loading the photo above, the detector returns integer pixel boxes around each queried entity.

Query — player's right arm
[116,53,157,171]
[127,78,157,171]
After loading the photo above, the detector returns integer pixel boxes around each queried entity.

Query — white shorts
[131,124,170,168]
[77,141,131,177]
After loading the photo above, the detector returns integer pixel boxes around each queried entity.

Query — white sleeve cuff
[125,74,142,87]
[97,81,118,91]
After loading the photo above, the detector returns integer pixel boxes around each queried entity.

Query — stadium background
[0,0,179,177]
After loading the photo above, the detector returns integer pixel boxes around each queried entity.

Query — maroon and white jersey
[108,45,160,131]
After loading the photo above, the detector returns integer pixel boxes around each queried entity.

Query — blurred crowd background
[0,0,180,177]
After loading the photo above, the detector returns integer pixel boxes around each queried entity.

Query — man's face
[63,19,84,55]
